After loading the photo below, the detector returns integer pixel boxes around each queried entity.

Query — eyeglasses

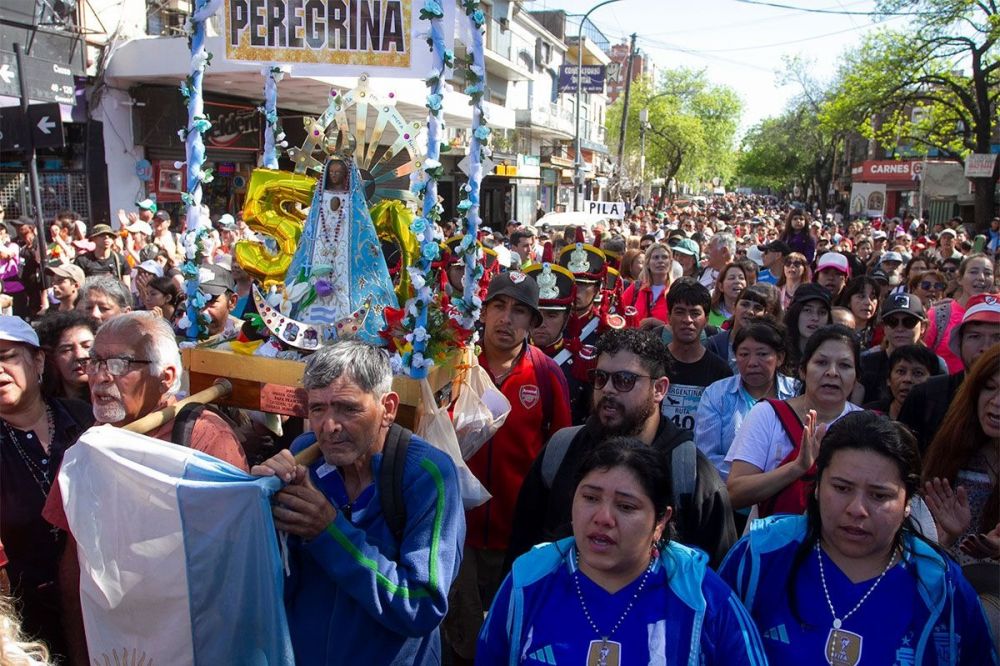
[919,281,946,291]
[942,266,959,274]
[588,369,653,392]
[86,356,153,376]
[785,261,806,267]
[883,316,920,329]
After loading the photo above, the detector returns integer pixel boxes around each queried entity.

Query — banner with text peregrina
[223,0,454,78]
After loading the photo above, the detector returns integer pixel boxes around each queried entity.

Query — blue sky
[529,0,912,134]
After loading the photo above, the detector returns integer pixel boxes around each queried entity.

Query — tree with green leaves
[823,0,998,229]
[606,68,742,199]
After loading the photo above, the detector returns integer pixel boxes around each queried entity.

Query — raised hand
[794,410,827,474]
[923,477,971,547]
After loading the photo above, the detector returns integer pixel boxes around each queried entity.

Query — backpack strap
[758,399,809,518]
[378,423,412,544]
[670,439,697,516]
[931,301,952,352]
[171,403,207,448]
[528,346,554,433]
[541,425,583,489]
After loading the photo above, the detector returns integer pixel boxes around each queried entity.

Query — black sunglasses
[919,281,946,291]
[884,315,920,329]
[587,369,653,392]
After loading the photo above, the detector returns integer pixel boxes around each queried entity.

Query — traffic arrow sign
[36,115,56,134]
[27,103,64,148]
[0,64,13,85]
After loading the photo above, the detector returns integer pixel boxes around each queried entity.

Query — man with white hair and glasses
[44,311,249,663]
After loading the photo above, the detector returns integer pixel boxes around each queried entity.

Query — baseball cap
[670,238,701,261]
[949,293,1000,360]
[0,316,39,347]
[124,221,153,236]
[46,263,86,286]
[136,198,158,213]
[792,283,833,308]
[137,260,164,278]
[199,263,236,297]
[88,224,116,239]
[816,252,851,276]
[757,240,792,255]
[154,210,171,221]
[746,245,765,268]
[880,293,926,321]
[484,271,542,327]
[880,251,904,265]
[872,230,887,240]
[218,213,237,231]
[939,228,957,237]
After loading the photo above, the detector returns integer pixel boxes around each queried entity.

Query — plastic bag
[416,378,491,510]
[452,353,511,460]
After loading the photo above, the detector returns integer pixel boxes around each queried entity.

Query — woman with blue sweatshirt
[476,438,767,666]
[720,411,997,665]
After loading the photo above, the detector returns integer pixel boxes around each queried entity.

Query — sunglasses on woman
[919,281,946,291]
[587,369,652,392]
[785,260,806,267]
[883,315,920,329]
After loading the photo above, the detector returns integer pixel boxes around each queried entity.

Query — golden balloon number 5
[235,168,316,283]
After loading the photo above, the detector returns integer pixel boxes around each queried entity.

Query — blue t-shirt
[478,552,766,665]
[720,535,998,665]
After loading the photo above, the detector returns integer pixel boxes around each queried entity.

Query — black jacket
[506,415,737,570]
[898,371,965,456]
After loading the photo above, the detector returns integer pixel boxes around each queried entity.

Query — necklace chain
[2,404,56,500]
[573,551,654,641]
[816,541,896,629]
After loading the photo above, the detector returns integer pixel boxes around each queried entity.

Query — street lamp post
[573,0,621,212]
[639,108,648,205]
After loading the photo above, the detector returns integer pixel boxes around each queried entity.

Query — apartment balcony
[483,19,531,81]
[581,119,609,154]
[515,103,575,140]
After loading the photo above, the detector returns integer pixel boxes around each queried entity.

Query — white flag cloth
[59,426,293,665]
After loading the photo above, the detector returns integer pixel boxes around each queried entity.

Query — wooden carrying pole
[123,379,233,435]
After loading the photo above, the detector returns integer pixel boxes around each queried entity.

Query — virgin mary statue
[284,155,397,346]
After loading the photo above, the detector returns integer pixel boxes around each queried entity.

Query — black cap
[880,292,927,321]
[200,263,236,297]
[758,240,792,255]
[792,283,832,308]
[484,271,542,326]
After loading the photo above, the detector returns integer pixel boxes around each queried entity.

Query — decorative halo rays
[287,73,427,208]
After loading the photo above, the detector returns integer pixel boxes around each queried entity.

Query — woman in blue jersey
[476,438,767,666]
[720,410,998,665]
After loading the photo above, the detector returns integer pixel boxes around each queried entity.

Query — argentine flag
[59,427,294,665]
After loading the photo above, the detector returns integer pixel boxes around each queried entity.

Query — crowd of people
[0,193,999,664]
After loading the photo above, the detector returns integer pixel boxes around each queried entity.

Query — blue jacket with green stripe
[285,432,465,665]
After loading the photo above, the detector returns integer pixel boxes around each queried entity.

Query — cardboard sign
[223,0,453,78]
[584,200,625,219]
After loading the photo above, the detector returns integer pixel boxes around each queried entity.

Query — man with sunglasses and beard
[506,328,736,571]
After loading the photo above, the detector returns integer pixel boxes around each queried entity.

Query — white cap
[816,252,851,276]
[746,245,765,267]
[881,251,904,264]
[0,316,39,347]
[137,260,164,278]
[124,221,153,236]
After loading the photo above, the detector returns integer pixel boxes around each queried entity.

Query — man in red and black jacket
[442,271,571,665]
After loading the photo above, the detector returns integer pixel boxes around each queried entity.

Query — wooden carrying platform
[182,348,457,430]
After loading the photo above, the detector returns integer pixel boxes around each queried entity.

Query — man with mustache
[507,328,736,569]
[43,311,248,664]
[444,271,571,665]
